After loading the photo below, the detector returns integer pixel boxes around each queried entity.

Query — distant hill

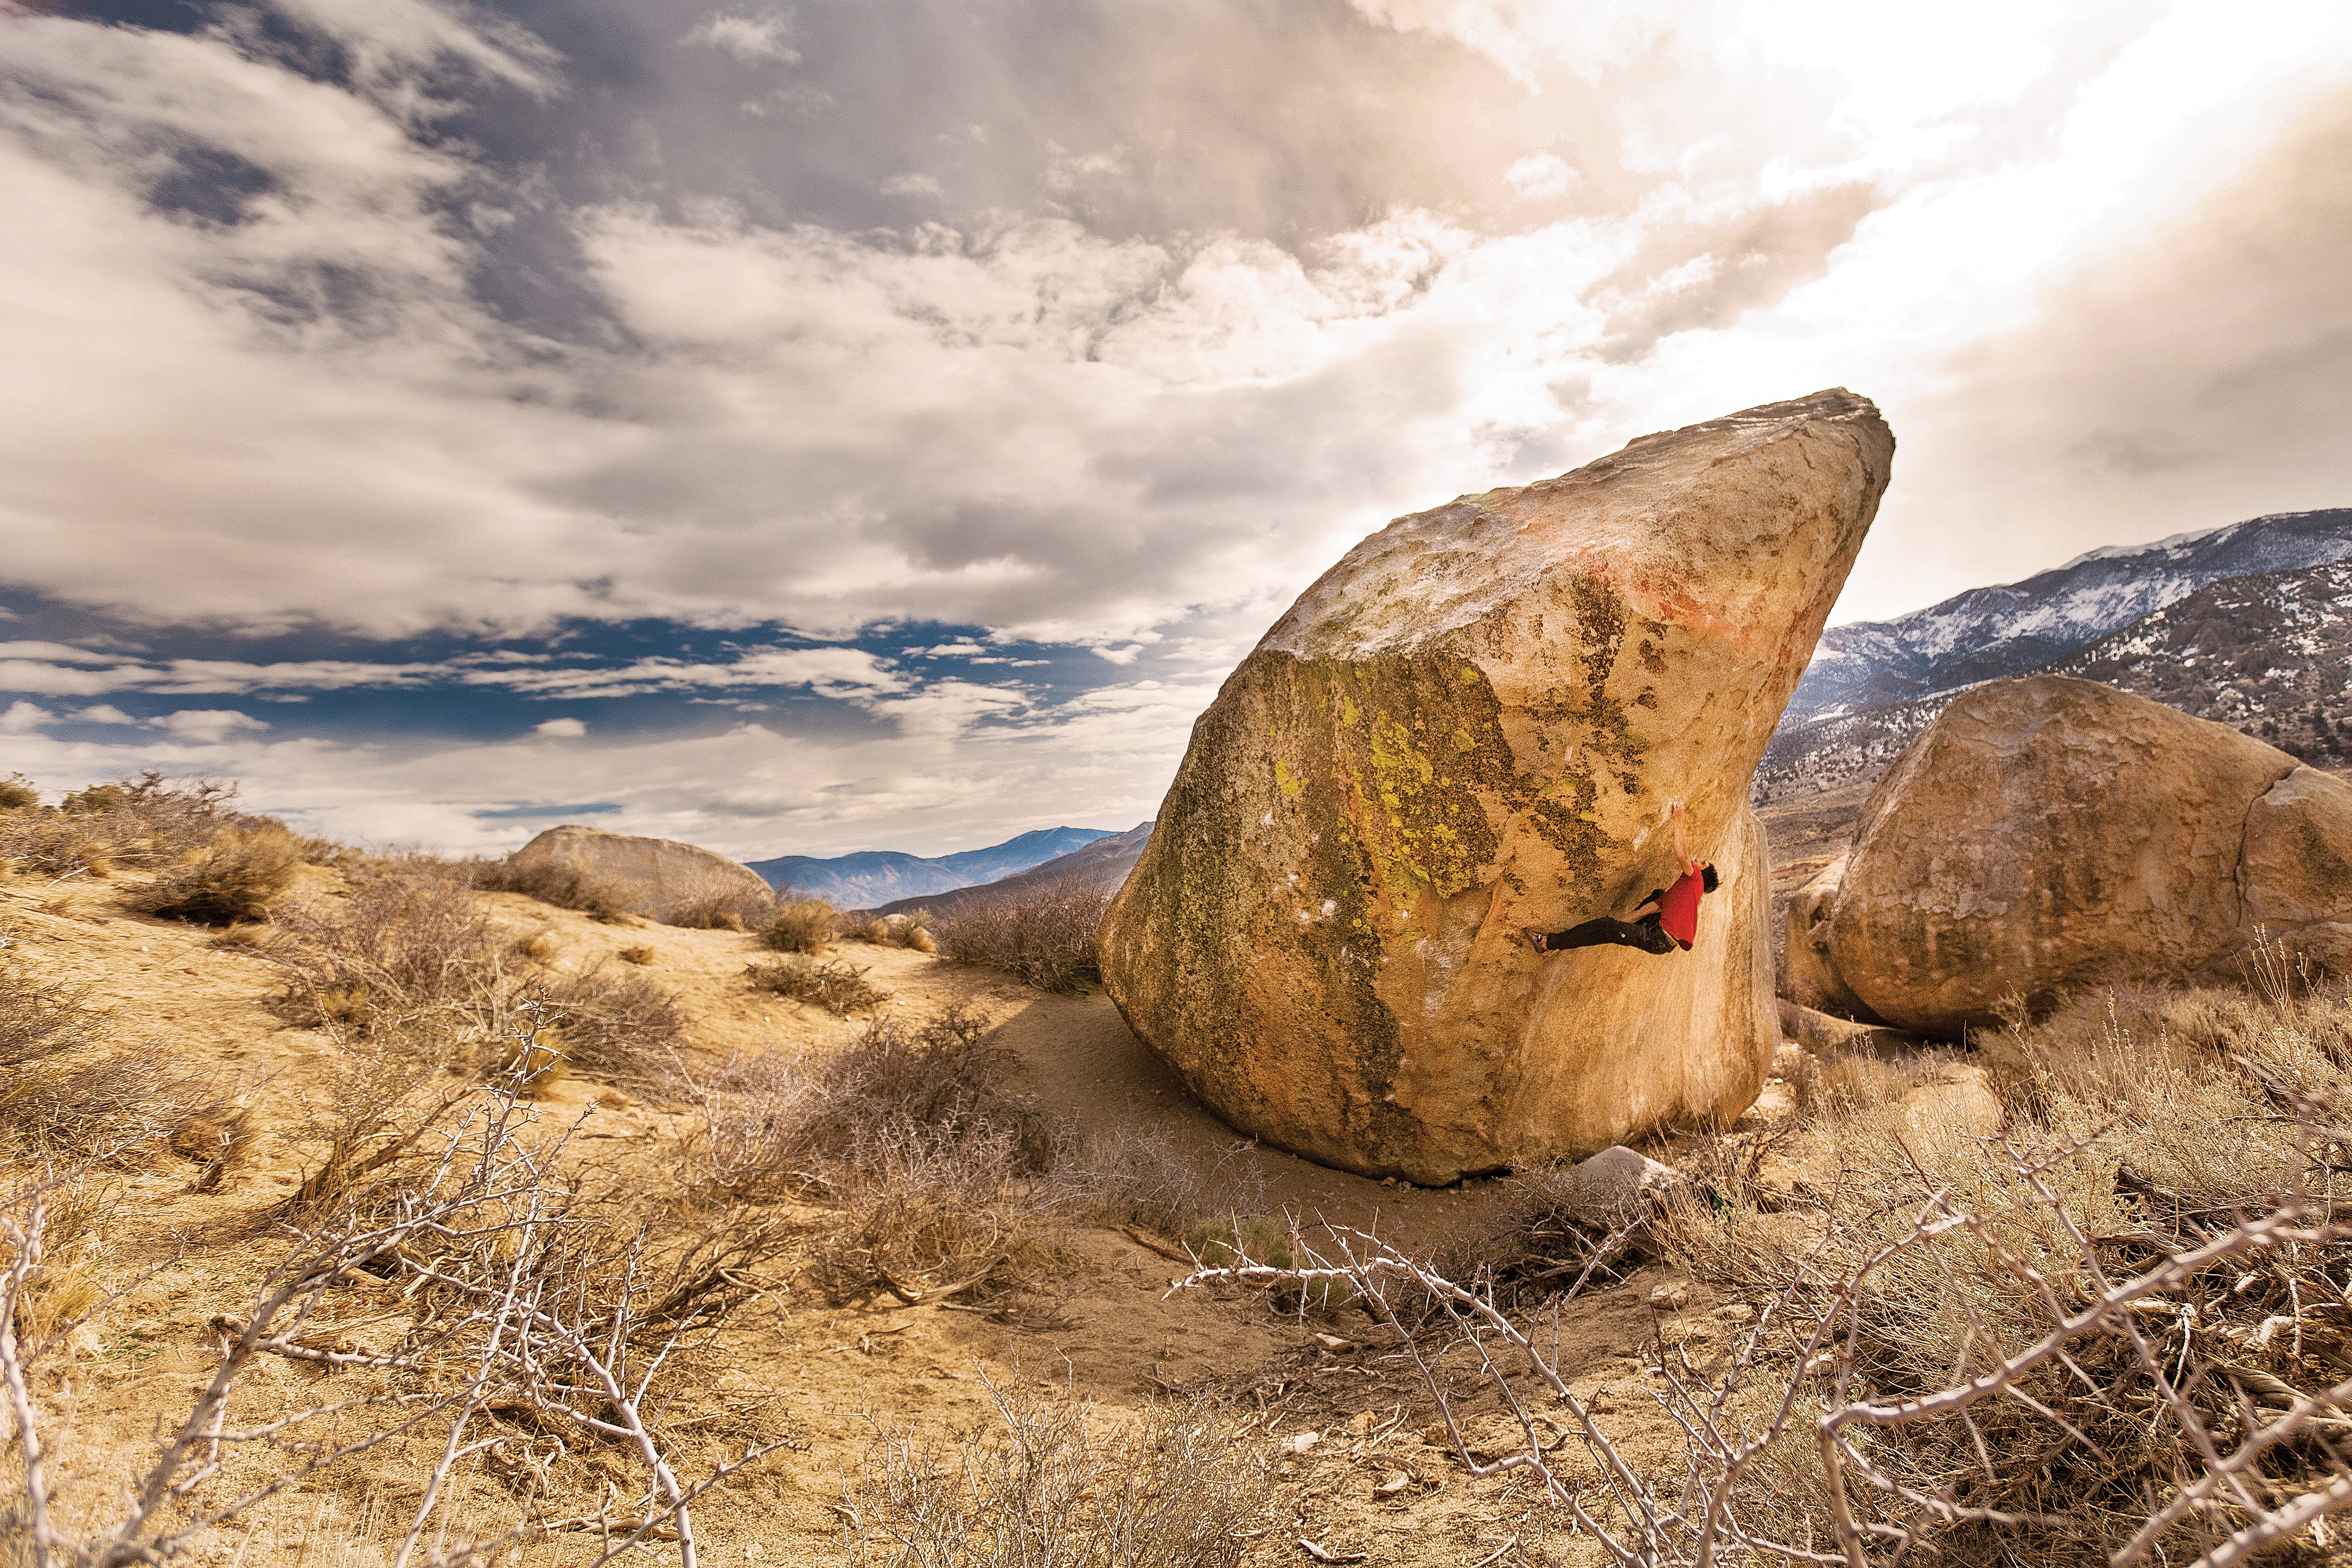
[1757,558,2352,799]
[1787,508,2352,722]
[748,825,1119,904]
[861,822,1154,920]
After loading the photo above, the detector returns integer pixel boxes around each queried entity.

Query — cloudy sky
[3,0,2349,860]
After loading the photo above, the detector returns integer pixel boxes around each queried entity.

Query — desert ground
[10,765,2347,1568]
[5,848,1855,1568]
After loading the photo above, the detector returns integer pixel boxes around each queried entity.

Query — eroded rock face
[1822,676,2352,1037]
[1784,855,1881,1021]
[1099,389,1894,1182]
[505,825,771,922]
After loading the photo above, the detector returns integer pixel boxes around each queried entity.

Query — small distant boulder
[503,825,772,923]
[1815,676,2352,1037]
[1557,1145,1691,1229]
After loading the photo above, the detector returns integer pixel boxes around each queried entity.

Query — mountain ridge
[859,822,1155,921]
[748,825,1119,905]
[1791,508,2352,720]
[1759,557,2352,799]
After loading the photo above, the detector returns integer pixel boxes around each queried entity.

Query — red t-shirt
[1656,865,1705,948]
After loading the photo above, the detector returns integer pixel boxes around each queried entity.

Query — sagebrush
[930,877,1112,993]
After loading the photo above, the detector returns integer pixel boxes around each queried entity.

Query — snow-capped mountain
[1788,508,2352,721]
[1756,556,2352,800]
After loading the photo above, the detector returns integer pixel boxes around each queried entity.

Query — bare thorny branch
[1,1055,794,1568]
[1171,1117,2352,1568]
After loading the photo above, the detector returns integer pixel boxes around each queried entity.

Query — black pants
[1540,914,1681,955]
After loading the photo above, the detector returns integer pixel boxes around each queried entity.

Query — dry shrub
[848,910,937,953]
[617,943,655,965]
[0,772,246,877]
[666,883,777,931]
[701,1005,1039,1199]
[0,773,35,812]
[697,1006,1057,1300]
[843,1377,1266,1567]
[759,896,839,952]
[2,1050,250,1173]
[540,961,687,1093]
[2,1097,795,1567]
[268,855,503,1034]
[930,877,1111,993]
[513,926,559,963]
[746,954,889,1016]
[814,1118,1065,1302]
[1060,1127,1269,1237]
[286,1030,475,1212]
[0,932,110,1069]
[0,934,245,1175]
[469,856,635,921]
[129,822,302,925]
[1646,979,2352,1563]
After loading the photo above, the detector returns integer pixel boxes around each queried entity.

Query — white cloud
[1504,152,1576,197]
[879,172,943,198]
[0,664,1219,859]
[682,10,801,65]
[7,0,2347,652]
[534,717,587,738]
[0,701,54,735]
[151,709,271,743]
[70,704,137,724]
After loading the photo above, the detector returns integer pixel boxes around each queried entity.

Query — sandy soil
[2,858,1863,1568]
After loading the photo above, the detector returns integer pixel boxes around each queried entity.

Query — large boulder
[1099,389,1894,1183]
[503,825,772,922]
[1819,675,2352,1036]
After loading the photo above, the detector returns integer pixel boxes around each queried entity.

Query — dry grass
[266,855,505,1034]
[0,931,246,1175]
[1789,1039,1950,1117]
[666,883,778,931]
[0,774,35,812]
[540,961,689,1094]
[467,856,635,921]
[930,876,1112,994]
[843,1376,1267,1566]
[758,896,840,953]
[0,772,248,878]
[745,954,890,1016]
[129,822,303,925]
[695,1006,1059,1303]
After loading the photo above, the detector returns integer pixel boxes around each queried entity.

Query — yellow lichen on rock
[1100,389,1895,1183]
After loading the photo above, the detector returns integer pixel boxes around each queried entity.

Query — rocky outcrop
[1099,389,1894,1183]
[1783,855,1883,1021]
[1775,999,1924,1057]
[1813,676,2352,1037]
[504,825,772,923]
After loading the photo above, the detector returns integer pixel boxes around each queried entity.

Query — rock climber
[1521,800,1717,956]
